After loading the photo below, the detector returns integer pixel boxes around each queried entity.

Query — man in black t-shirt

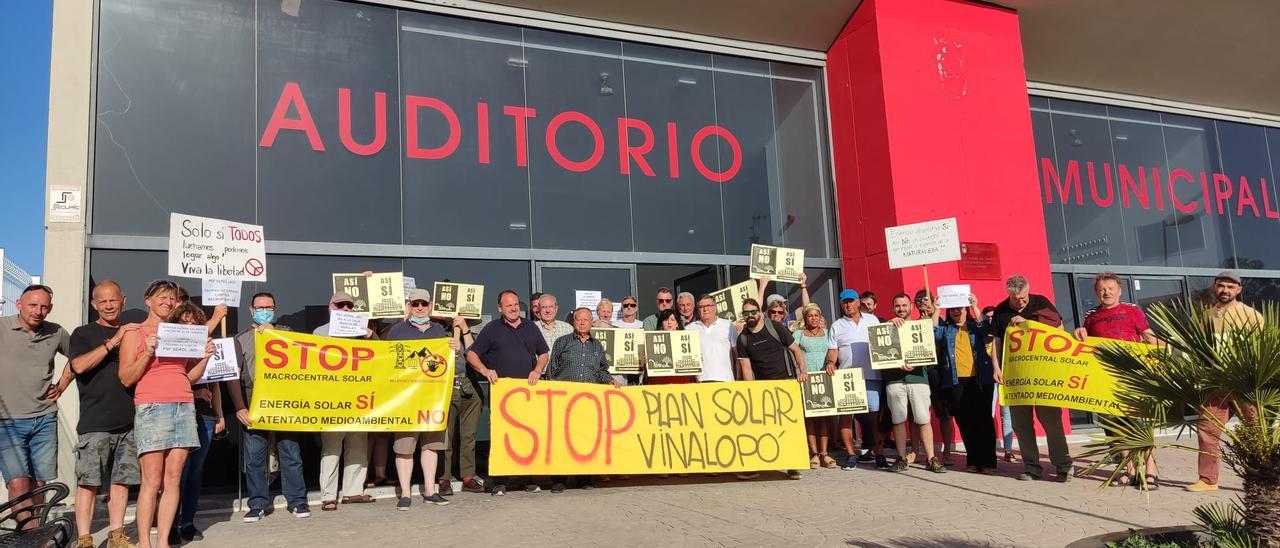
[734,298,808,481]
[990,274,1071,482]
[67,281,140,548]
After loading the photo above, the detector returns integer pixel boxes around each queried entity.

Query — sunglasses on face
[769,310,786,316]
[333,302,355,310]
[622,303,637,308]
[742,309,760,317]
[409,300,430,307]
[657,298,673,304]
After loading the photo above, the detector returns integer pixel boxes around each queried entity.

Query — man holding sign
[991,275,1071,482]
[313,291,378,510]
[465,290,550,496]
[735,298,808,480]
[540,308,618,492]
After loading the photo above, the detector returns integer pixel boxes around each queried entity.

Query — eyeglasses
[409,300,430,307]
[657,299,673,304]
[144,279,179,297]
[768,310,786,316]
[622,303,637,308]
[22,284,53,296]
[742,309,760,317]
[333,302,355,310]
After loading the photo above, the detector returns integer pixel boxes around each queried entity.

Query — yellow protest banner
[1001,320,1155,415]
[489,380,810,475]
[250,330,454,431]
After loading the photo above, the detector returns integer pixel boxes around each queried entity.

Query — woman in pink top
[119,280,212,548]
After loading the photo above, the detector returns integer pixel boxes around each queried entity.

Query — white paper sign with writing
[328,310,369,338]
[196,338,240,384]
[156,323,208,359]
[884,217,961,269]
[937,284,972,309]
[575,290,602,310]
[403,276,417,297]
[168,213,267,282]
[201,278,243,307]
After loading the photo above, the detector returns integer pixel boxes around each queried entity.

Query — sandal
[341,494,376,504]
[321,500,338,511]
[1112,473,1132,487]
[1142,475,1160,491]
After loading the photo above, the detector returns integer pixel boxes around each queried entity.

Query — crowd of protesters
[0,269,1261,546]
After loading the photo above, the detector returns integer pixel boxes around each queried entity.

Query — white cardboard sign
[156,323,208,359]
[196,338,240,384]
[201,278,243,307]
[884,217,961,269]
[168,213,267,282]
[328,310,369,338]
[937,284,972,309]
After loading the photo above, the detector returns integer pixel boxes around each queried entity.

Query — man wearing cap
[688,294,739,382]
[314,291,379,510]
[1187,270,1263,492]
[990,274,1072,482]
[824,288,884,470]
[0,284,73,529]
[385,288,463,509]
[642,287,675,330]
[230,292,310,522]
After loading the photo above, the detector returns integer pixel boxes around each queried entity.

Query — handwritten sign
[430,282,485,320]
[489,380,809,475]
[884,217,960,269]
[403,276,416,297]
[332,272,405,319]
[201,278,243,307]
[937,284,972,309]
[328,310,369,338]
[156,323,208,359]
[749,244,805,283]
[168,213,266,282]
[803,369,869,417]
[196,338,240,384]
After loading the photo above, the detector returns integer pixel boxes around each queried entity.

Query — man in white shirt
[824,288,884,471]
[613,296,644,329]
[687,294,738,382]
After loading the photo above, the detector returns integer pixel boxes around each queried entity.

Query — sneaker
[1003,451,1019,463]
[841,457,858,471]
[437,479,454,496]
[735,472,760,480]
[1016,472,1041,481]
[1184,480,1218,492]
[857,451,875,462]
[926,457,947,474]
[1057,468,1074,483]
[424,493,450,506]
[810,454,820,469]
[888,458,908,472]
[461,477,485,493]
[105,528,134,548]
[786,469,802,480]
[180,524,203,541]
[290,505,311,518]
[874,455,889,470]
[524,484,542,493]
[491,484,507,496]
[76,535,95,548]
[904,451,917,464]
[551,482,566,493]
[820,454,838,468]
[243,508,266,522]
[396,497,411,511]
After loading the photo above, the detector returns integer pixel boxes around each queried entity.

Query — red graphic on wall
[958,242,1001,280]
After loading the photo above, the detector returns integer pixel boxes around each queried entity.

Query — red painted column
[826,0,1061,434]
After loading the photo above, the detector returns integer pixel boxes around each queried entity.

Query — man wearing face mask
[229,293,311,522]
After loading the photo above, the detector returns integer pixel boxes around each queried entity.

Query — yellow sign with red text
[1001,321,1155,415]
[249,330,454,431]
[488,380,810,475]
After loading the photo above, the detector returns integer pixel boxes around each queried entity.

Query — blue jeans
[993,391,1014,452]
[244,428,307,511]
[0,413,59,482]
[176,416,215,526]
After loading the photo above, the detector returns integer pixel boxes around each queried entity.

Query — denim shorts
[0,413,59,482]
[863,379,884,413]
[134,403,199,454]
[75,430,141,487]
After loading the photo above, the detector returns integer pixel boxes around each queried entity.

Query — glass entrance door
[535,262,636,320]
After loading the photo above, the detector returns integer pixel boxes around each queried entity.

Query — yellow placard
[489,380,810,475]
[331,272,405,319]
[250,330,454,431]
[1001,320,1155,415]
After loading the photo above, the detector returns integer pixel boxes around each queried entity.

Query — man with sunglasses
[230,292,311,522]
[384,288,464,509]
[313,291,379,510]
[0,284,72,528]
[642,288,676,331]
[734,298,808,480]
[613,296,644,329]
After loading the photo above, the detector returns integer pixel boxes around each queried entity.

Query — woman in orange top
[119,280,212,548]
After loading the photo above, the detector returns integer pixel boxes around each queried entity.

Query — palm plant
[1081,300,1279,546]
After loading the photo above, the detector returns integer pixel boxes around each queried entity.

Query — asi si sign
[884,217,961,269]
[168,213,267,282]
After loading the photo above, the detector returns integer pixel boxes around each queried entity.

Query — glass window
[635,264,721,319]
[403,258,531,326]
